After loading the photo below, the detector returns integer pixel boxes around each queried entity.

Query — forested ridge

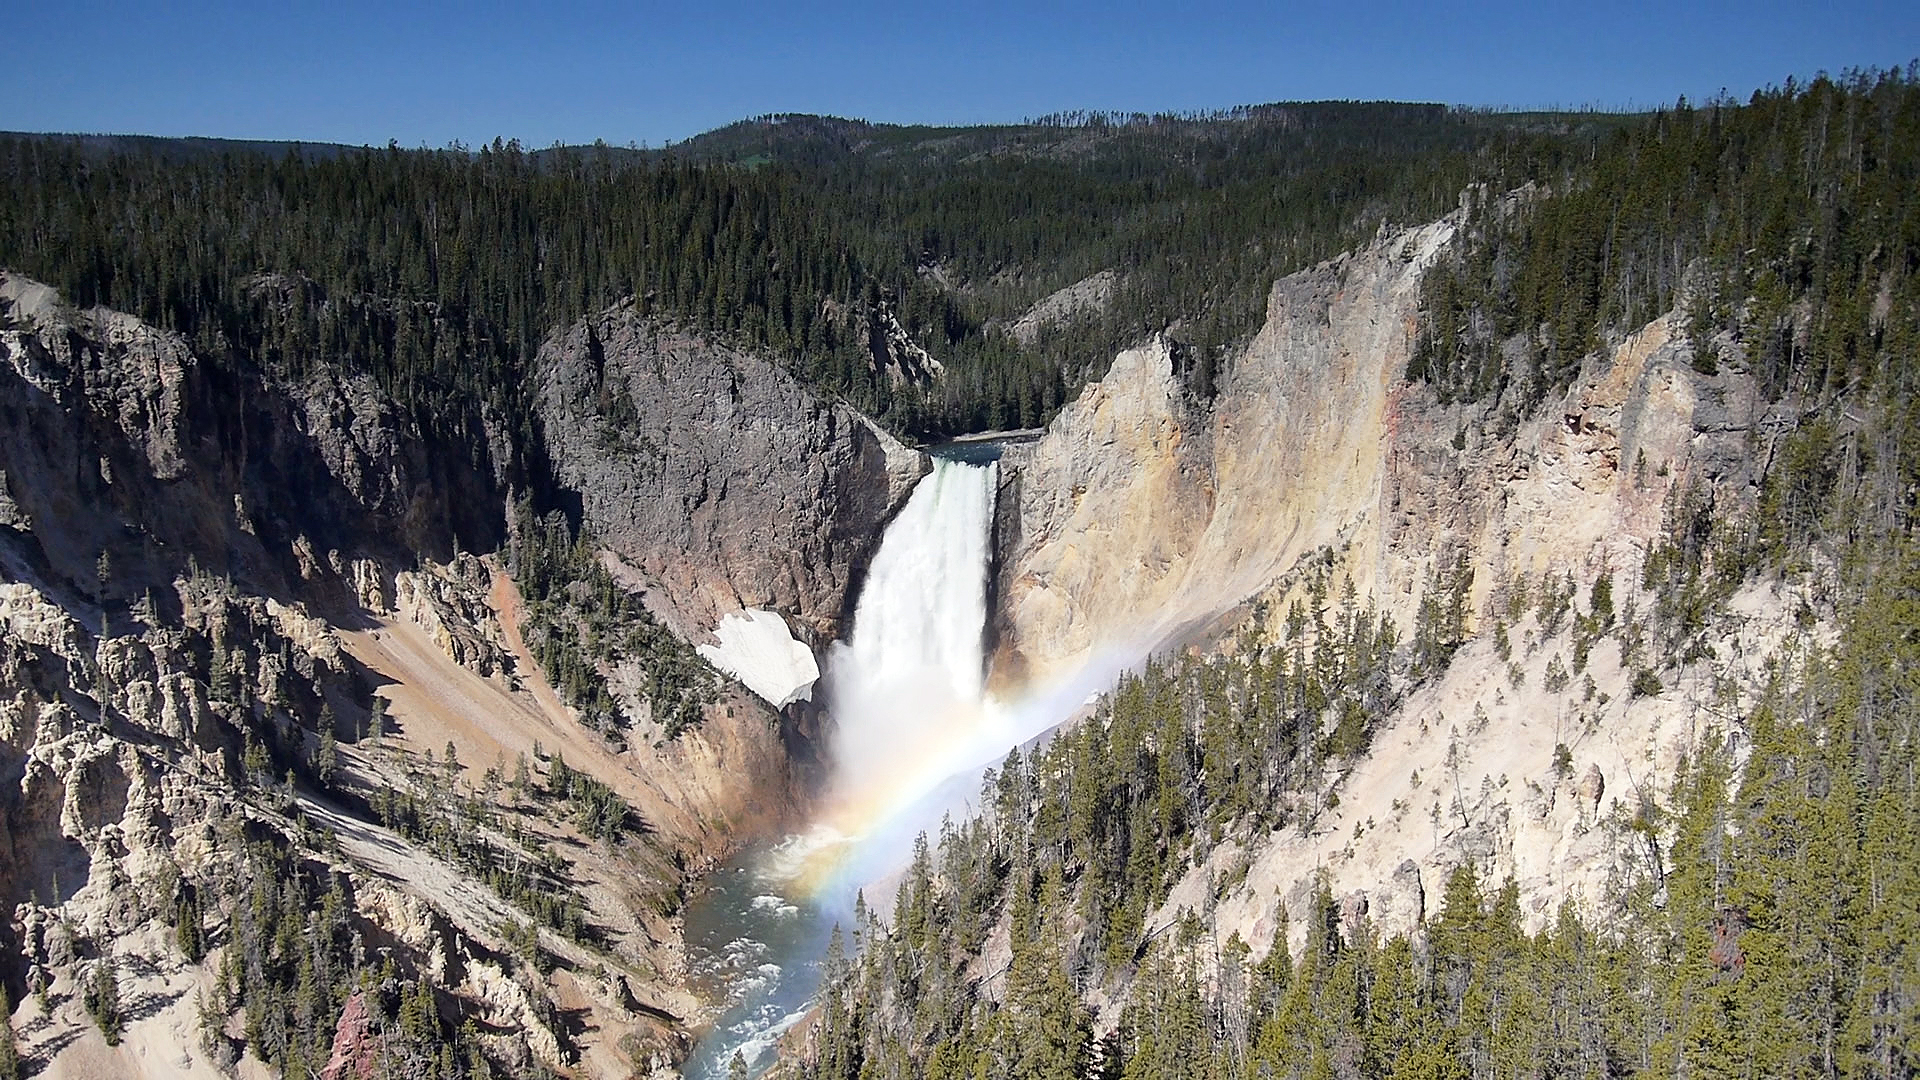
[796,69,1920,1080]
[1412,67,1920,416]
[0,102,1599,439]
[802,565,1920,1080]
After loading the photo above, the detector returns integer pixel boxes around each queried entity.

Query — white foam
[826,460,999,825]
[756,825,855,883]
[749,895,800,917]
[731,1006,812,1070]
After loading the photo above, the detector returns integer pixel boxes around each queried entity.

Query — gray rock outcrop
[535,305,926,641]
[0,271,506,610]
[1009,269,1117,345]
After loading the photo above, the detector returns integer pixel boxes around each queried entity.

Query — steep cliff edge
[0,277,912,1077]
[993,219,1454,688]
[0,273,505,609]
[536,305,927,647]
[991,216,1789,950]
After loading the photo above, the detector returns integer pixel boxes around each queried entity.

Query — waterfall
[688,452,1136,1078]
[684,454,1072,1078]
[824,456,999,825]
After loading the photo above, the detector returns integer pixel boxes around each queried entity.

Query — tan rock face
[0,543,787,1077]
[1578,763,1606,815]
[994,220,1453,689]
[0,582,88,655]
[391,553,508,676]
[992,338,1213,685]
[0,277,836,1076]
[996,218,1771,687]
[997,213,1789,957]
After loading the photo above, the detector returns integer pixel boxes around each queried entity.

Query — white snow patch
[698,609,818,709]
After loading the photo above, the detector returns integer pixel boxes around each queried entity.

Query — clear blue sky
[6,0,1916,147]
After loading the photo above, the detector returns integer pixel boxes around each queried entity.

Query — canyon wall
[0,277,918,1075]
[0,274,505,614]
[536,305,927,646]
[992,220,1454,687]
[992,217,1787,949]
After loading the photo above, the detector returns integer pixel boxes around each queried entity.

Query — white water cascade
[686,452,1108,1079]
[824,456,1002,829]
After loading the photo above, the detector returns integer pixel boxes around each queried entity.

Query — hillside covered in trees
[795,67,1920,1080]
[1,102,1607,439]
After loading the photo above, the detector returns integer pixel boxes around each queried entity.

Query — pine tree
[209,645,236,704]
[0,981,20,1080]
[176,886,205,964]
[242,732,270,785]
[315,724,338,785]
[1845,786,1920,1078]
[84,954,124,1046]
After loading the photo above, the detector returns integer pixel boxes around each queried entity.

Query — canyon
[0,202,1816,1076]
[989,209,1792,955]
